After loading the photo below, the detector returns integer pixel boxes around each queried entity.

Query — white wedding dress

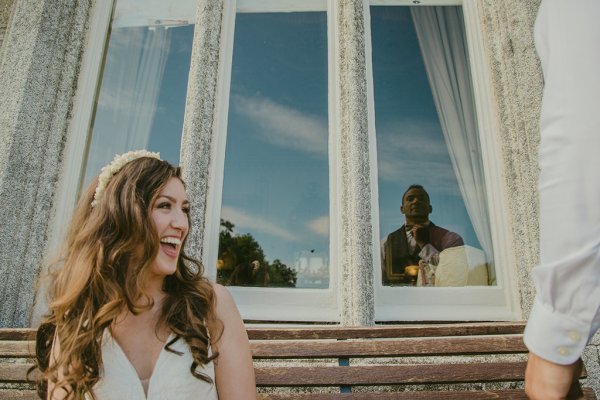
[89,330,218,399]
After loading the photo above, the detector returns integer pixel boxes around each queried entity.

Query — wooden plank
[255,362,529,386]
[256,388,597,399]
[0,329,36,341]
[256,390,530,399]
[0,363,38,383]
[0,323,527,341]
[1,370,595,399]
[0,387,595,400]
[0,391,39,400]
[247,322,526,340]
[251,335,526,358]
[0,340,36,357]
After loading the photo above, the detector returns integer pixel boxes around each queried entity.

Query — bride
[34,151,256,399]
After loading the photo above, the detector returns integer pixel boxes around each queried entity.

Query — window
[210,0,339,321]
[368,1,518,321]
[47,0,197,258]
[82,0,195,187]
[217,11,329,290]
[371,6,495,289]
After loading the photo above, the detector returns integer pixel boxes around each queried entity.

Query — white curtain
[85,26,171,186]
[411,7,495,284]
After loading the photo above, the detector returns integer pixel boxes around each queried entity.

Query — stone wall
[480,0,542,318]
[0,0,15,50]
[0,0,93,327]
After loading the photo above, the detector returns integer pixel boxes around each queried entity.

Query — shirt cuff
[524,297,590,365]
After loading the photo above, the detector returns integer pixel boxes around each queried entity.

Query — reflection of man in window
[381,185,464,285]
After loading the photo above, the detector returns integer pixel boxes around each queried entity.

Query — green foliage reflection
[217,219,297,288]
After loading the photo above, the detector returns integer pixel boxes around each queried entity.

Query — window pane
[372,6,495,287]
[83,3,194,187]
[218,12,329,289]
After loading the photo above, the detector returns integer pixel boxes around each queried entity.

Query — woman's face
[150,177,190,278]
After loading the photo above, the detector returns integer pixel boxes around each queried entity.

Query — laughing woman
[34,151,256,399]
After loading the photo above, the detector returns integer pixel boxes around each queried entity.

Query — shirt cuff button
[557,347,571,356]
[567,331,581,342]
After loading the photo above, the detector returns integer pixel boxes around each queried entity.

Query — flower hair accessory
[91,150,161,207]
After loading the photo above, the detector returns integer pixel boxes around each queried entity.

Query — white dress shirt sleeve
[523,0,600,365]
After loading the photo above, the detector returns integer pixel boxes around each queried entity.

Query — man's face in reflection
[400,187,432,220]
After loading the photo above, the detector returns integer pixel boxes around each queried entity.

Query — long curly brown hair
[33,157,221,399]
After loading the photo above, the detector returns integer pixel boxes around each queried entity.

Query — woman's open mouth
[160,236,181,258]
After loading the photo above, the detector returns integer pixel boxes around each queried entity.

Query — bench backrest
[0,322,596,399]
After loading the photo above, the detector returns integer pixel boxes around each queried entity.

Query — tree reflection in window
[218,219,297,287]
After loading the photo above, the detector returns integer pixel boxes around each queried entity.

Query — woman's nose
[171,210,188,229]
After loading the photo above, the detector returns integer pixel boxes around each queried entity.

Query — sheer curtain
[411,6,495,284]
[85,26,172,185]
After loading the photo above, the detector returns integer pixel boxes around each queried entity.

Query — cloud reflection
[233,94,327,156]
[306,215,329,237]
[221,205,300,242]
[376,118,458,194]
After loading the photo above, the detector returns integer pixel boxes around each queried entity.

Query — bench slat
[255,362,528,386]
[0,388,596,400]
[0,341,36,357]
[256,392,530,399]
[247,322,526,340]
[3,362,589,388]
[0,336,528,359]
[0,389,40,400]
[255,388,597,399]
[0,361,531,385]
[0,323,526,341]
[251,335,527,358]
[0,363,38,383]
[0,388,595,400]
[0,329,36,341]
[0,391,39,400]
[0,336,529,359]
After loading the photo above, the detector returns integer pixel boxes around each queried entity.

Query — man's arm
[524,1,600,399]
[525,353,584,400]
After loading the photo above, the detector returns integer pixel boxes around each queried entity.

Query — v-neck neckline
[106,329,173,398]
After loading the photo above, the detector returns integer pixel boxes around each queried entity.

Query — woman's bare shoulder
[211,283,237,316]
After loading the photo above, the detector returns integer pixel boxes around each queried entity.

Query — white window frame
[366,0,521,321]
[204,0,341,322]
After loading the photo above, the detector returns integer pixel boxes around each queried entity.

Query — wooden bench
[1,322,597,399]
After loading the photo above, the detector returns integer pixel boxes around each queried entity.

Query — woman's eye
[157,202,171,209]
[182,207,190,214]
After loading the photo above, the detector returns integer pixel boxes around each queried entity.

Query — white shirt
[523,0,600,365]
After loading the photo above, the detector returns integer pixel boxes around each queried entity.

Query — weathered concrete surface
[335,0,375,326]
[0,0,15,50]
[180,0,223,267]
[0,0,92,327]
[480,0,542,319]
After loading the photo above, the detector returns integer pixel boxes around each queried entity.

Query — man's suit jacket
[382,222,464,283]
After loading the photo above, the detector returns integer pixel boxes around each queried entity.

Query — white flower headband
[91,150,161,207]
